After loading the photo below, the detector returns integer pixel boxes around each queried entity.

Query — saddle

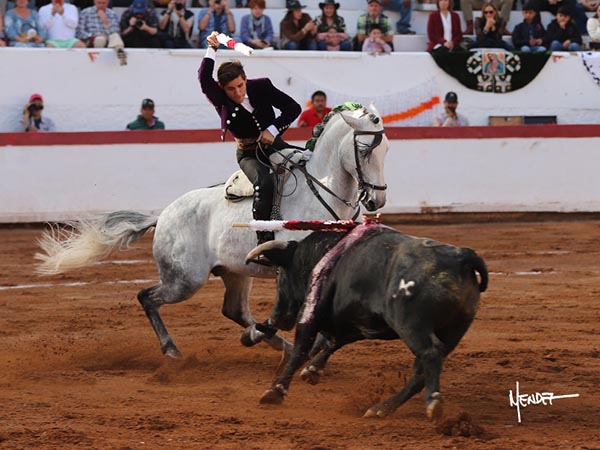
[224,146,309,203]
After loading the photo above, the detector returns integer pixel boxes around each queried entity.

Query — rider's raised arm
[198,47,226,109]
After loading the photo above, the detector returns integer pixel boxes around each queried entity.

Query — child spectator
[197,0,235,49]
[39,0,85,49]
[512,2,546,52]
[298,90,331,127]
[4,0,46,47]
[426,0,463,53]
[158,0,194,48]
[279,0,317,50]
[545,5,582,51]
[356,0,393,51]
[473,3,513,50]
[22,93,56,132]
[120,0,160,48]
[126,98,166,130]
[362,24,392,53]
[587,3,600,50]
[314,0,351,51]
[317,26,349,51]
[240,0,275,49]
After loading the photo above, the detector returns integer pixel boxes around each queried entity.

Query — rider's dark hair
[217,60,247,86]
[311,90,327,101]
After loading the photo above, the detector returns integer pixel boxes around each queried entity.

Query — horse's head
[339,103,388,212]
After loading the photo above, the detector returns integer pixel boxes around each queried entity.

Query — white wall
[2,135,599,223]
[1,48,600,134]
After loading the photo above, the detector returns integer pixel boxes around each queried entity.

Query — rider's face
[222,75,247,104]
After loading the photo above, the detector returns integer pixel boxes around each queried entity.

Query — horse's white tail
[35,211,158,275]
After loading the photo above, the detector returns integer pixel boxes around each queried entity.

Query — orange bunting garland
[382,96,440,124]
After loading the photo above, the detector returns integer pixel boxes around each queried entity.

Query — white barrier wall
[1,48,600,133]
[2,132,599,223]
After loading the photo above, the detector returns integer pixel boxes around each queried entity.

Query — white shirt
[441,11,452,46]
[39,2,79,41]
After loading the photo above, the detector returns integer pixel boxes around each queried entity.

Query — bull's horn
[245,240,288,264]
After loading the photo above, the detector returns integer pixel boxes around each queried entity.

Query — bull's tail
[35,211,158,275]
[462,249,488,292]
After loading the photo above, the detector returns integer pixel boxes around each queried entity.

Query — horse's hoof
[300,366,321,385]
[241,326,264,347]
[259,387,285,405]
[163,345,183,359]
[426,392,443,422]
[363,406,388,418]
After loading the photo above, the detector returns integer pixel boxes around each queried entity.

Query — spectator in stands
[545,5,582,50]
[22,93,56,132]
[39,0,85,48]
[158,0,194,48]
[314,0,352,51]
[530,0,588,34]
[197,0,235,49]
[126,98,166,130]
[356,0,394,51]
[587,3,600,49]
[240,0,274,49]
[427,0,463,52]
[460,0,513,35]
[473,3,514,49]
[120,0,160,48]
[4,0,46,47]
[433,91,469,126]
[77,0,126,64]
[0,10,7,47]
[298,90,331,127]
[362,23,392,52]
[280,0,317,50]
[381,0,415,35]
[512,2,546,52]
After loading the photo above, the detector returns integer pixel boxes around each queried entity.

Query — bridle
[292,128,387,220]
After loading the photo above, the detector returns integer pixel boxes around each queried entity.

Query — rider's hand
[258,129,275,145]
[206,30,220,48]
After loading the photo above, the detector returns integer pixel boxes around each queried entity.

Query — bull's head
[246,240,311,331]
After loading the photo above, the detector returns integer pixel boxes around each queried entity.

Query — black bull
[246,224,488,420]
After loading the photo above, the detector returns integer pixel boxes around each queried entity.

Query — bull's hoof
[363,403,391,418]
[259,385,287,405]
[426,392,443,422]
[300,366,321,385]
[240,326,264,347]
[162,343,183,359]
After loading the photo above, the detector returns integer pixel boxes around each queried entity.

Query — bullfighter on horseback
[199,30,302,244]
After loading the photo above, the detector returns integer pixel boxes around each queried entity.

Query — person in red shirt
[297,90,331,127]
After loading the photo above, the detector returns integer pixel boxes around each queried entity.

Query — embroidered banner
[580,52,600,86]
[431,50,550,93]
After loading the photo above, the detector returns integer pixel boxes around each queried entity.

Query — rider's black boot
[256,230,275,245]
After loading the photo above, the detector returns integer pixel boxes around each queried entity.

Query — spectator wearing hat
[381,0,415,35]
[356,0,393,51]
[314,0,351,51]
[298,90,331,127]
[126,99,166,130]
[280,0,317,50]
[427,0,462,52]
[77,0,126,64]
[240,0,275,50]
[158,0,194,48]
[22,94,56,132]
[433,92,469,127]
[545,5,582,51]
[120,0,160,48]
[512,2,546,52]
[4,0,46,47]
[197,0,236,49]
[39,0,85,49]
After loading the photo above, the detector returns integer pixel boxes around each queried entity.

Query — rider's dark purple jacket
[199,52,301,142]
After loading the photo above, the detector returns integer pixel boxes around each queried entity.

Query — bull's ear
[245,240,297,267]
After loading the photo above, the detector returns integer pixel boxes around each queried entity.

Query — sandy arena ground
[0,217,598,450]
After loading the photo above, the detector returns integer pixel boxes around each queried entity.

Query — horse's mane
[305,102,365,151]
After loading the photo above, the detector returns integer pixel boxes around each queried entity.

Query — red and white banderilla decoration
[233,215,382,232]
[216,33,253,56]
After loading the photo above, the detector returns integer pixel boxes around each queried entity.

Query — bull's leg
[259,321,319,405]
[364,359,425,418]
[222,274,292,354]
[301,334,362,385]
[137,280,198,358]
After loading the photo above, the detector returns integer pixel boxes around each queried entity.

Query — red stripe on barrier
[1,125,599,147]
